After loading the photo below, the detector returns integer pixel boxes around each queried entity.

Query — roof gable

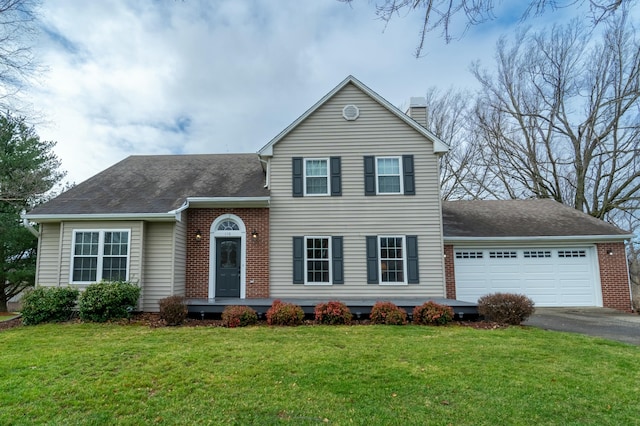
[258,75,449,156]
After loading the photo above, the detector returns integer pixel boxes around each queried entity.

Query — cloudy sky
[24,0,590,185]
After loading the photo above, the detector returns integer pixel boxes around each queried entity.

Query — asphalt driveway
[524,308,640,345]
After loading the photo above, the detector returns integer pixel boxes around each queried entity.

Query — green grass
[0,313,18,321]
[1,324,639,425]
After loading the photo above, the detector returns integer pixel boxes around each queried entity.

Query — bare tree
[0,0,40,106]
[340,0,631,57]
[469,12,639,226]
[416,87,489,199]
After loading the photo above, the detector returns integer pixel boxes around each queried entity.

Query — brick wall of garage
[597,242,632,312]
[444,245,456,299]
[185,208,270,299]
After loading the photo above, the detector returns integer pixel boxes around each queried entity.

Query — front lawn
[1,324,639,425]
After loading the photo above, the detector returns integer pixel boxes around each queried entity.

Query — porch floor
[186,297,478,319]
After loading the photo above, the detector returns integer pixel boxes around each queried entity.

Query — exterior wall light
[607,249,614,256]
[195,230,202,241]
[251,230,258,239]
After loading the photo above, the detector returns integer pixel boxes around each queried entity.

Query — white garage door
[454,247,601,307]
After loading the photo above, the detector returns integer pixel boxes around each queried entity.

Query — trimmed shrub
[413,301,455,326]
[78,280,141,323]
[477,293,535,325]
[21,287,79,325]
[266,299,305,326]
[222,305,258,328]
[314,301,352,325]
[159,295,188,326]
[369,301,407,325]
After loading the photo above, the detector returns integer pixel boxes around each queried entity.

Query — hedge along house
[24,76,634,313]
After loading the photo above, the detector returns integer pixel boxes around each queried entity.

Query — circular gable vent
[342,104,360,121]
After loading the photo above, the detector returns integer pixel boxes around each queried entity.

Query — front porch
[186,297,478,319]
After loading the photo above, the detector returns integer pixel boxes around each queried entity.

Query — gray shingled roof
[28,154,269,215]
[442,199,629,238]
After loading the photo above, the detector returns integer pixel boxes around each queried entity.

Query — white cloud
[22,0,621,185]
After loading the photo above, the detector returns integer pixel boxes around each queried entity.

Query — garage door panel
[455,247,600,307]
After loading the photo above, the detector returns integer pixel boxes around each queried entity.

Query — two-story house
[24,76,633,313]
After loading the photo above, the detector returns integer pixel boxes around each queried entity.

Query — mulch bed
[0,315,22,331]
[0,312,507,331]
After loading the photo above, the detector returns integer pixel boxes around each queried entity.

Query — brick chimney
[405,97,427,127]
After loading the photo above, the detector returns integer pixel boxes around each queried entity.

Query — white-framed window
[71,230,130,283]
[379,236,406,284]
[456,251,484,259]
[558,249,586,258]
[376,157,403,194]
[305,236,332,284]
[304,158,329,195]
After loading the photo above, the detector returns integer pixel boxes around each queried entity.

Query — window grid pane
[306,237,330,283]
[380,237,404,282]
[72,231,129,283]
[102,257,127,281]
[73,257,97,282]
[377,158,401,193]
[305,159,328,195]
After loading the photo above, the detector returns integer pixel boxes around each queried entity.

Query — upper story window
[304,158,329,195]
[376,157,403,194]
[292,157,341,197]
[364,155,415,196]
[72,230,130,283]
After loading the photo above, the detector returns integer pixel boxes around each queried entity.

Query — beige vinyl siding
[142,222,176,312]
[172,219,186,296]
[59,221,144,287]
[269,82,445,298]
[35,222,62,287]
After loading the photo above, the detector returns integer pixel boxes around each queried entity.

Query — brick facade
[596,242,632,312]
[444,245,456,299]
[185,208,269,299]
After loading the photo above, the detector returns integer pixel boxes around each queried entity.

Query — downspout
[21,212,40,238]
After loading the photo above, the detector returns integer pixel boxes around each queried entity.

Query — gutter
[444,234,635,244]
[21,212,40,237]
[22,212,180,223]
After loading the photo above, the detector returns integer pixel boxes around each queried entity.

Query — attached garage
[453,247,602,307]
[442,199,633,311]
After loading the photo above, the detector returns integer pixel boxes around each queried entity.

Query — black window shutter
[403,155,415,195]
[293,237,304,284]
[366,236,379,284]
[292,157,303,197]
[330,157,341,196]
[332,236,344,284]
[406,235,419,284]
[364,156,376,196]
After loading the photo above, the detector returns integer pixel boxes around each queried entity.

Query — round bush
[222,305,258,328]
[369,301,407,325]
[413,301,454,326]
[477,293,535,325]
[314,301,352,325]
[78,280,140,323]
[159,295,188,326]
[21,287,79,325]
[266,300,305,326]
